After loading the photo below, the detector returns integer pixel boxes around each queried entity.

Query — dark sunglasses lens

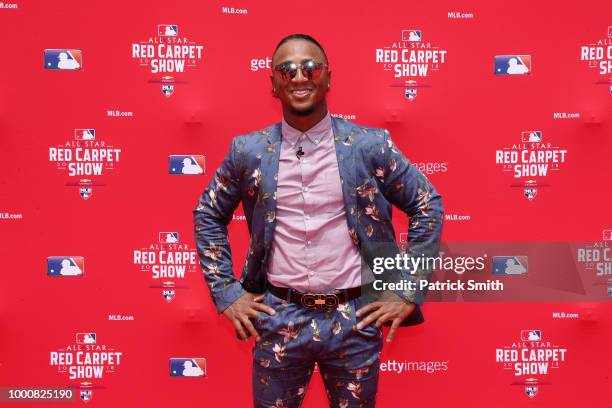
[277,63,297,80]
[303,60,323,80]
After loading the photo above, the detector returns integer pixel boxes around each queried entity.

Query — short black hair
[272,33,328,63]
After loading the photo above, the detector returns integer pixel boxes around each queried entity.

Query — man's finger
[232,318,248,341]
[252,302,276,316]
[386,319,401,343]
[355,301,381,317]
[240,315,260,341]
[244,308,260,319]
[375,313,391,328]
[356,309,383,330]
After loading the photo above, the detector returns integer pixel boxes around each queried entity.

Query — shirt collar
[281,112,332,147]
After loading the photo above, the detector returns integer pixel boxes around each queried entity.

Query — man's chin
[288,104,315,117]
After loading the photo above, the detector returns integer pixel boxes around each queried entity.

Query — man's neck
[282,103,328,133]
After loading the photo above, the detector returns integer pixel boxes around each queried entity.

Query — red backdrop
[1,0,611,406]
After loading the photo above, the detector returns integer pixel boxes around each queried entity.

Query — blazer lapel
[331,117,358,233]
[260,124,282,248]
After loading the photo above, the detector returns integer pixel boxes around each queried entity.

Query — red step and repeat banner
[1,0,611,406]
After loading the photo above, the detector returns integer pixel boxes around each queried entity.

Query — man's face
[270,39,331,116]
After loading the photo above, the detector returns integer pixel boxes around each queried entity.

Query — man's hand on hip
[222,292,276,342]
[355,292,416,343]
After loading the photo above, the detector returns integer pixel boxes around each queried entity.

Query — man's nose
[291,67,308,83]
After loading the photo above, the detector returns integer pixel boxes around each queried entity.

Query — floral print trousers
[252,290,383,408]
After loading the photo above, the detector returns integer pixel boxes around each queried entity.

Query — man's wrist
[381,290,410,304]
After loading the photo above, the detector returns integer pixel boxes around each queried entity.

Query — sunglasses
[273,59,328,81]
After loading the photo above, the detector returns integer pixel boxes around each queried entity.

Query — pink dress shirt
[267,112,363,292]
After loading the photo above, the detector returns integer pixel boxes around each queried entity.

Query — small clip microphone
[296,146,305,160]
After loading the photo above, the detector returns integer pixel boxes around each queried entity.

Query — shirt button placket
[300,135,313,288]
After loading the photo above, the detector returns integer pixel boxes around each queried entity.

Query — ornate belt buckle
[301,293,340,310]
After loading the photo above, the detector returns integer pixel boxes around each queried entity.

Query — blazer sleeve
[376,129,444,305]
[193,136,247,313]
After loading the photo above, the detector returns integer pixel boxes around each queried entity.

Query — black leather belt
[267,283,362,310]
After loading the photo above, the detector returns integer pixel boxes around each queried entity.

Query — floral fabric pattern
[252,291,382,408]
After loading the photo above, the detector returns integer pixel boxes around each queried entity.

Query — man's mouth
[289,89,312,98]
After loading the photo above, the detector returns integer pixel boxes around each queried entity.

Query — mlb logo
[494,55,531,75]
[80,187,93,200]
[525,385,538,398]
[162,84,174,97]
[603,230,612,241]
[74,129,96,141]
[78,179,94,200]
[47,256,84,276]
[169,155,205,175]
[399,233,408,243]
[521,131,542,142]
[163,289,176,302]
[492,256,528,275]
[169,358,206,377]
[44,49,82,70]
[158,24,178,37]
[402,30,422,42]
[80,390,93,402]
[76,333,97,344]
[524,188,537,201]
[405,88,417,101]
[159,232,179,243]
[520,330,542,341]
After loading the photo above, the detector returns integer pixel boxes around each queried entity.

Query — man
[194,34,443,407]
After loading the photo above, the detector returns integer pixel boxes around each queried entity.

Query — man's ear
[269,74,277,98]
[327,70,332,89]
